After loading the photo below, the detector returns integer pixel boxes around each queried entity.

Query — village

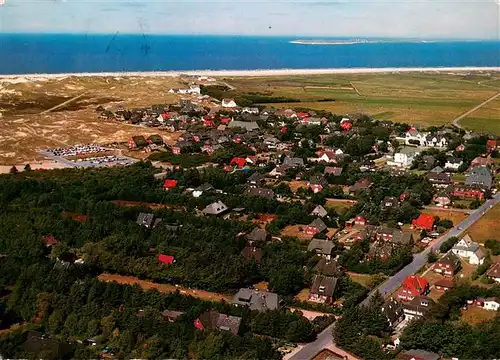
[2,78,500,360]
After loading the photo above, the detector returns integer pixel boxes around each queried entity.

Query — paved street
[290,194,500,360]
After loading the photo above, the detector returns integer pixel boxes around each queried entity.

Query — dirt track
[98,273,232,302]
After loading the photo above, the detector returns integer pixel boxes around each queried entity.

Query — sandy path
[98,273,232,302]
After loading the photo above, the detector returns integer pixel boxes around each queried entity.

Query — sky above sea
[0,34,499,74]
[0,0,499,40]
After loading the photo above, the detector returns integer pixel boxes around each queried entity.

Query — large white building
[451,235,485,265]
[391,147,420,168]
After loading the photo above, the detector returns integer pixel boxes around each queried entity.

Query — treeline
[0,265,290,359]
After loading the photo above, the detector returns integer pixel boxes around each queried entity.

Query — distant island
[290,39,437,45]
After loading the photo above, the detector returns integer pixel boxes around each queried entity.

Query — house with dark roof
[304,218,328,237]
[402,295,435,321]
[434,278,454,292]
[246,227,270,243]
[202,201,229,215]
[247,172,265,186]
[486,262,500,283]
[192,183,215,198]
[433,252,461,276]
[381,298,404,328]
[309,275,338,304]
[308,174,329,193]
[465,166,493,190]
[245,187,276,199]
[21,332,74,360]
[136,212,162,229]
[310,205,328,218]
[228,120,259,132]
[283,156,304,168]
[241,246,263,264]
[194,310,242,336]
[426,172,452,188]
[314,258,342,276]
[308,239,335,259]
[349,178,372,193]
[232,289,279,311]
[324,167,343,176]
[163,310,185,322]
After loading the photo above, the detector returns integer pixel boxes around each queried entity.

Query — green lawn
[458,98,500,135]
[223,72,500,127]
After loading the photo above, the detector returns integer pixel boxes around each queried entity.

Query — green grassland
[458,98,500,136]
[221,72,500,127]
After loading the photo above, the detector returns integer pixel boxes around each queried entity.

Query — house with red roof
[158,254,175,264]
[340,119,353,131]
[296,112,310,119]
[486,139,500,153]
[42,235,58,247]
[163,179,178,190]
[412,214,435,231]
[220,117,232,125]
[345,215,367,229]
[203,120,216,127]
[398,275,429,301]
[230,157,246,168]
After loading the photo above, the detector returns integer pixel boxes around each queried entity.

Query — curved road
[290,194,500,360]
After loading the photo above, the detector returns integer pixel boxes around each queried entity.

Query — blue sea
[0,34,499,74]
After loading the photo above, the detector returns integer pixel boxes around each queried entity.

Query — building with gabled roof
[412,214,435,231]
[381,298,404,328]
[433,252,461,276]
[486,262,500,283]
[232,289,279,311]
[314,258,342,276]
[309,275,338,304]
[397,276,429,301]
[194,310,242,336]
[310,205,328,217]
[308,239,335,259]
[451,235,485,265]
[304,218,328,237]
[202,201,229,215]
[246,227,269,243]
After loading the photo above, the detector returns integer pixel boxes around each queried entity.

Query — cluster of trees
[333,293,391,360]
[1,265,286,359]
[338,238,413,276]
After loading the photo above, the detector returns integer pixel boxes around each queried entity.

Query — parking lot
[40,145,138,169]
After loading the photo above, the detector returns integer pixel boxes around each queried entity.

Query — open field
[347,272,373,288]
[224,72,500,126]
[325,199,356,215]
[98,273,232,302]
[464,203,500,243]
[423,209,468,227]
[281,225,314,242]
[460,306,498,325]
[0,76,186,164]
[459,98,500,135]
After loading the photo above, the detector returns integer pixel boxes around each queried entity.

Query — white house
[444,157,463,171]
[242,107,259,114]
[392,147,420,168]
[486,263,500,283]
[405,129,428,146]
[451,235,485,265]
[222,98,238,108]
[424,134,448,148]
[483,298,500,311]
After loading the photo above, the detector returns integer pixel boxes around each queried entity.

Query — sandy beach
[0,67,499,81]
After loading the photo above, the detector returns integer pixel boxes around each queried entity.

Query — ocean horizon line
[1,66,500,79]
[0,32,498,42]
